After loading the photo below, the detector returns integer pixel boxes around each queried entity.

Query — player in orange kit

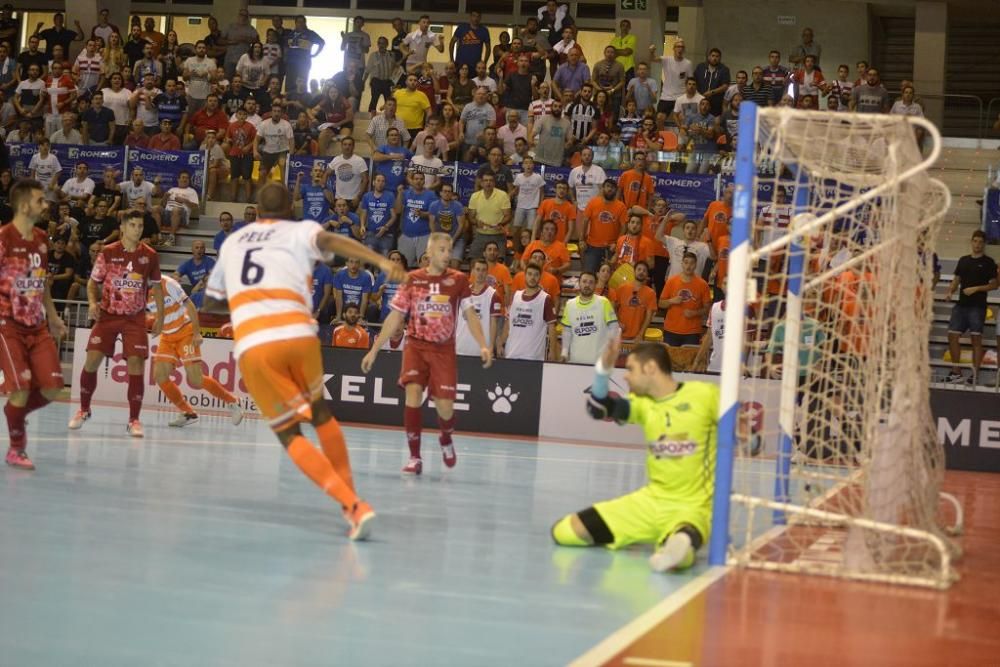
[201,183,407,540]
[147,274,245,427]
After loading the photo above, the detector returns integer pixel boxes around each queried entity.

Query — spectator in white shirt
[399,15,444,74]
[60,162,95,211]
[162,170,200,245]
[568,146,607,213]
[326,136,369,210]
[512,156,545,239]
[253,102,294,187]
[649,38,693,116]
[50,111,82,144]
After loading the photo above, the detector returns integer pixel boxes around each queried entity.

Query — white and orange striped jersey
[205,219,325,358]
[146,274,191,334]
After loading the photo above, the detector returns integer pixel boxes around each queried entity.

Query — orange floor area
[601,471,1000,667]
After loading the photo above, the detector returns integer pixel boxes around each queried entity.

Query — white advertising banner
[70,327,260,416]
[538,362,783,455]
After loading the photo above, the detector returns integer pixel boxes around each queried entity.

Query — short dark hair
[9,178,43,210]
[579,270,596,281]
[972,230,986,241]
[525,262,543,274]
[629,342,672,375]
[472,257,488,269]
[682,251,698,262]
[634,260,650,273]
[122,210,144,224]
[256,182,293,217]
[709,47,721,56]
[344,302,360,312]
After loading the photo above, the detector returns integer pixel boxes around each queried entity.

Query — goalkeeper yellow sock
[551,515,589,547]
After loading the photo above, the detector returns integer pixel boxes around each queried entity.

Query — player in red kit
[1,180,68,470]
[68,211,164,437]
[363,233,493,475]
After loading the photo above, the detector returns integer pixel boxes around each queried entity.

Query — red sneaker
[5,448,35,470]
[401,457,423,475]
[441,443,457,468]
[347,500,376,541]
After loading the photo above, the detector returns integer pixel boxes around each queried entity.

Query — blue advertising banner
[7,142,36,180]
[52,145,127,182]
[285,155,329,191]
[125,148,206,193]
[985,188,1000,243]
[652,173,718,219]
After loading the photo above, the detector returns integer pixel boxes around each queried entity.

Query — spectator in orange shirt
[532,180,576,242]
[632,196,685,296]
[617,151,656,209]
[613,213,656,268]
[701,181,733,243]
[580,178,628,273]
[707,214,731,294]
[659,252,712,347]
[148,118,182,150]
[484,240,513,305]
[512,248,561,303]
[611,260,658,342]
[331,303,371,349]
[522,219,571,276]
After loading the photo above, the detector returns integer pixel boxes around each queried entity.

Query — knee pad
[578,507,615,546]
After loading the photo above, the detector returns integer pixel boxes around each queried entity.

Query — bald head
[256,182,293,218]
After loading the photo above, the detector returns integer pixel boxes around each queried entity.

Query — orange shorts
[238,337,324,431]
[154,325,201,367]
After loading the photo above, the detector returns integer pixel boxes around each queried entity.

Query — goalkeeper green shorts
[593,485,711,550]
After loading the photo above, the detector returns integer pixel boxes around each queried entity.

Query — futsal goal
[708,104,959,589]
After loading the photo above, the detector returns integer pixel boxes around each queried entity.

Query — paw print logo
[487,384,519,414]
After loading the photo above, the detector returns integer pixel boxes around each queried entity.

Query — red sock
[4,401,27,450]
[80,369,97,412]
[201,376,237,404]
[127,373,145,421]
[438,415,456,446]
[404,405,422,459]
[25,389,51,414]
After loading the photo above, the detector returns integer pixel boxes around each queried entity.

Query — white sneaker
[126,420,144,438]
[649,532,695,573]
[169,413,199,428]
[68,409,91,430]
[229,402,245,426]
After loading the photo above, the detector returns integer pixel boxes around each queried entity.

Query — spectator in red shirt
[148,118,181,150]
[124,118,149,148]
[185,93,229,149]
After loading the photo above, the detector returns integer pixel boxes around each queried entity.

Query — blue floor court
[0,404,713,667]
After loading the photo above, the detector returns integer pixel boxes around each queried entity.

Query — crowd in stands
[0,6,992,376]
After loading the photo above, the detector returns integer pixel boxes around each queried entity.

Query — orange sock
[316,418,355,492]
[286,435,358,510]
[159,381,193,413]
[202,376,237,404]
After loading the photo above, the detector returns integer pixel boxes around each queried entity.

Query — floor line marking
[19,436,647,468]
[568,566,729,667]
[622,659,694,667]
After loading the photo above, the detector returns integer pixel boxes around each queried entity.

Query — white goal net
[712,106,958,588]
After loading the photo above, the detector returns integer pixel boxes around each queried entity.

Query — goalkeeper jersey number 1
[625,381,720,506]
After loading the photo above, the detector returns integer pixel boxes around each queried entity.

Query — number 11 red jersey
[390,268,472,346]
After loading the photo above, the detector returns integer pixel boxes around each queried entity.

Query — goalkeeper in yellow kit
[551,335,720,572]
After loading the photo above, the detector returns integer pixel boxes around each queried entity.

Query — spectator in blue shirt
[372,127,413,196]
[331,257,375,320]
[428,182,467,267]
[174,240,216,308]
[325,198,361,242]
[294,163,334,221]
[395,171,436,267]
[154,78,189,134]
[359,172,397,255]
[372,249,407,322]
[213,211,239,251]
[693,48,731,117]
[312,260,335,326]
[450,11,491,71]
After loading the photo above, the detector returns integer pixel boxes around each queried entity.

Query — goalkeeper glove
[585,391,619,421]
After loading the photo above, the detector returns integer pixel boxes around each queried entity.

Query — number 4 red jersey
[0,224,51,330]
[390,268,472,346]
[91,241,162,317]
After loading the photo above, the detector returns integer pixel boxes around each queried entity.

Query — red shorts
[88,313,149,359]
[398,339,457,400]
[0,325,64,394]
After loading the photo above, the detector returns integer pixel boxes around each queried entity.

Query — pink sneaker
[127,420,144,438]
[401,457,423,475]
[5,448,35,470]
[441,443,457,468]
